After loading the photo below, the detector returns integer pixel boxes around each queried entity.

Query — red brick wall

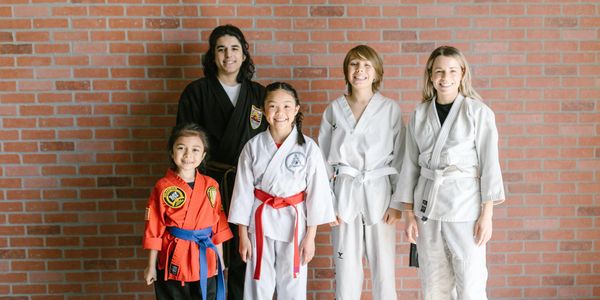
[1,1,599,299]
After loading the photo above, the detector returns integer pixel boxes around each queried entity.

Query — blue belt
[167,226,225,300]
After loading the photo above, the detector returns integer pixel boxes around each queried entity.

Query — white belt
[419,165,479,222]
[336,165,398,184]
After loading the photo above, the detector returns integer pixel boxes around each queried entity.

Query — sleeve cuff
[212,229,233,245]
[143,237,162,250]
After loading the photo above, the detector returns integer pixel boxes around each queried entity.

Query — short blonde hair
[422,45,481,102]
[343,45,384,95]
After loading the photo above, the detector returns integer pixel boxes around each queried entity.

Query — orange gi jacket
[143,169,233,282]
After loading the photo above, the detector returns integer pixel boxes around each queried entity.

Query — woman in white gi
[395,46,505,300]
[228,82,335,300]
[318,45,403,300]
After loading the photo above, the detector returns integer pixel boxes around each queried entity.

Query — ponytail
[295,111,305,145]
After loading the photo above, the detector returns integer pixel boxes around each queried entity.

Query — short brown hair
[343,45,384,95]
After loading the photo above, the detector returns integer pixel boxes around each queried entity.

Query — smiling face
[346,58,377,92]
[429,55,464,102]
[171,135,206,175]
[264,88,299,133]
[214,34,246,79]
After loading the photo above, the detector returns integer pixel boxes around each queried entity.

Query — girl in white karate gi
[318,45,403,300]
[395,46,505,300]
[228,82,335,300]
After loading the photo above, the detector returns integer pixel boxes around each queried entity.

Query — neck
[217,73,239,86]
[177,169,196,182]
[349,88,374,104]
[269,126,293,144]
[436,92,458,105]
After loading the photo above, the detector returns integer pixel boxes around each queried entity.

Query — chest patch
[285,152,306,172]
[250,105,263,130]
[162,186,186,208]
[206,186,217,208]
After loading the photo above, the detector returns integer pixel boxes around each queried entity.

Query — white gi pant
[333,215,397,300]
[243,234,308,300]
[417,219,488,300]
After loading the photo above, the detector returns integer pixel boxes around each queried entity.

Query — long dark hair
[264,82,305,146]
[202,24,255,82]
[167,123,209,171]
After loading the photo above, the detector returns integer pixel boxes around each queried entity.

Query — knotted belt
[253,189,305,280]
[336,165,398,184]
[167,226,225,300]
[419,165,479,222]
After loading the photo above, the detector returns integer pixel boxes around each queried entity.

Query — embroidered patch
[285,152,306,172]
[206,186,217,208]
[162,186,186,208]
[144,207,150,221]
[250,105,263,130]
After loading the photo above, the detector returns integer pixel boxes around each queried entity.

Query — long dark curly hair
[202,24,255,82]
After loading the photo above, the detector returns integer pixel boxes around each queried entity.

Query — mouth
[223,59,236,66]
[353,74,368,81]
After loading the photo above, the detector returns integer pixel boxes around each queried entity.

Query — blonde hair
[343,45,384,95]
[422,46,481,102]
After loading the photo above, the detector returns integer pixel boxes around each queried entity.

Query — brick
[546,17,578,27]
[40,142,74,152]
[90,5,125,16]
[578,207,600,217]
[56,81,90,91]
[310,6,344,17]
[0,44,33,54]
[146,18,180,29]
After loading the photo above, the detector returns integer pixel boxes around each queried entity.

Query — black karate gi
[176,76,266,300]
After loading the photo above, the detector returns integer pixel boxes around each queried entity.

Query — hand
[299,235,315,265]
[329,215,341,226]
[383,208,401,224]
[238,233,252,263]
[403,211,419,244]
[474,214,492,247]
[144,266,157,286]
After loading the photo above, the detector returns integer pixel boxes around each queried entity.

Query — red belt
[253,189,305,280]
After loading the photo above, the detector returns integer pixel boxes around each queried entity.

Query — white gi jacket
[319,93,404,225]
[228,128,336,242]
[392,95,505,221]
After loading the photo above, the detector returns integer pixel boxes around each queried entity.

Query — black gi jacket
[176,76,267,166]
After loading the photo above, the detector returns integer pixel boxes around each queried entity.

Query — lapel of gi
[260,128,298,191]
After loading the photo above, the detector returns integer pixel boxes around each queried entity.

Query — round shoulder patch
[162,186,186,208]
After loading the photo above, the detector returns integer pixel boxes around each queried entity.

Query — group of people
[141,24,505,300]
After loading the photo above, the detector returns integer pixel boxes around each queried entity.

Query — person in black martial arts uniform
[176,24,266,300]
